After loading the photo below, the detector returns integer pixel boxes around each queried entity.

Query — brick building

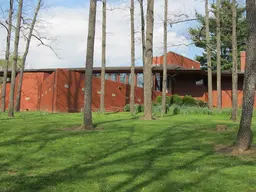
[0,51,249,112]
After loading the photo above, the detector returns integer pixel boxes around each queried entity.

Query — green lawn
[0,112,255,192]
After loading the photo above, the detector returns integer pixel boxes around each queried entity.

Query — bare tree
[161,0,168,116]
[1,0,13,113]
[100,0,106,113]
[231,0,238,121]
[8,0,23,117]
[130,0,135,114]
[235,0,256,152]
[216,0,222,109]
[138,0,145,65]
[82,0,97,129]
[143,0,154,120]
[205,0,213,109]
[15,0,43,112]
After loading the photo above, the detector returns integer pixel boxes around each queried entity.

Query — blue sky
[0,0,205,69]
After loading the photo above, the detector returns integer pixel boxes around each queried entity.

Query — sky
[0,0,206,69]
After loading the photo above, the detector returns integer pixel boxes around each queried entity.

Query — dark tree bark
[205,0,213,109]
[231,0,238,121]
[1,0,13,112]
[161,0,168,116]
[216,0,222,109]
[130,0,136,114]
[100,0,106,113]
[15,0,42,112]
[235,0,256,152]
[83,0,97,129]
[143,0,154,120]
[138,0,145,65]
[8,0,23,117]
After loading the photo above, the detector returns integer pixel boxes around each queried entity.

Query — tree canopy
[189,0,247,70]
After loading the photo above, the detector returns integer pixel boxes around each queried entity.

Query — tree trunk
[15,0,42,112]
[235,0,256,152]
[100,0,106,113]
[139,0,145,66]
[216,0,222,110]
[205,0,213,109]
[83,0,97,129]
[130,0,136,114]
[161,0,168,116]
[231,0,238,121]
[1,0,13,112]
[143,0,154,120]
[8,0,23,117]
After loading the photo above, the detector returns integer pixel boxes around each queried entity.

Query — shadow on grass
[0,115,255,192]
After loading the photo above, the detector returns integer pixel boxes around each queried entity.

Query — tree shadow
[0,116,255,192]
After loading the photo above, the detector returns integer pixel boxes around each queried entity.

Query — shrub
[173,105,181,115]
[156,95,171,105]
[171,94,183,106]
[196,100,208,108]
[124,104,144,113]
[182,95,197,106]
[136,104,144,113]
[124,104,130,112]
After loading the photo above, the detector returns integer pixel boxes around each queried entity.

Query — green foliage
[124,104,130,112]
[196,100,208,108]
[189,1,247,70]
[124,104,144,113]
[156,95,171,105]
[170,94,183,106]
[182,95,197,106]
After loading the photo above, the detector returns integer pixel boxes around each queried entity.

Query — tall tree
[143,0,154,120]
[235,0,256,152]
[8,0,23,117]
[216,0,221,109]
[15,0,42,112]
[83,0,97,129]
[130,0,135,114]
[100,0,106,113]
[205,0,213,109]
[189,1,247,70]
[138,0,145,65]
[161,0,168,116]
[1,0,13,112]
[231,0,238,121]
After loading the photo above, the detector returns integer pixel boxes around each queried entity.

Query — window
[137,73,144,87]
[111,74,117,81]
[196,79,203,85]
[120,73,126,83]
[105,73,109,80]
[93,73,100,78]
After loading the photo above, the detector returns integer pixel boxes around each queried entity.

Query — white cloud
[0,0,204,69]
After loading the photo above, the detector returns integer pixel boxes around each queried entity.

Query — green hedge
[156,94,207,107]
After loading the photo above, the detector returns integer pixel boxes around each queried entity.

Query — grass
[0,111,255,192]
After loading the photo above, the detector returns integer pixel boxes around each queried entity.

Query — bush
[171,94,183,106]
[156,95,171,105]
[182,95,197,106]
[124,104,144,113]
[136,104,144,113]
[124,104,130,112]
[196,100,208,108]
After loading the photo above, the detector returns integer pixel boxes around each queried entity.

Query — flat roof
[0,66,245,77]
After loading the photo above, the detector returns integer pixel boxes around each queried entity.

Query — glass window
[111,74,117,81]
[137,73,144,87]
[120,73,126,83]
[105,73,109,80]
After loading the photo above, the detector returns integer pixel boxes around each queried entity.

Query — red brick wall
[39,72,56,112]
[152,52,201,69]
